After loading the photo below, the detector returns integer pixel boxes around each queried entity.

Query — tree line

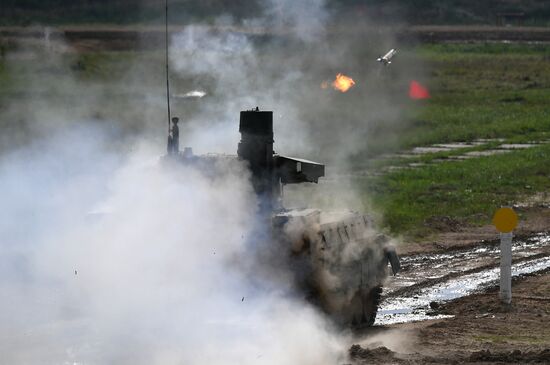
[1,0,548,26]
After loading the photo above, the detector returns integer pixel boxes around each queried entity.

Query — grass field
[361,43,550,238]
[403,43,550,146]
[364,144,550,237]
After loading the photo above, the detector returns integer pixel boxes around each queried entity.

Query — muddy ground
[348,203,550,364]
[350,270,550,364]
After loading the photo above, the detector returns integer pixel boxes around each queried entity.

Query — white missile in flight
[377,48,397,66]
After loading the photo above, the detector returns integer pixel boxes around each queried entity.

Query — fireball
[332,73,355,92]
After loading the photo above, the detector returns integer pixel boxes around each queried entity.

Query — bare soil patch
[348,270,550,364]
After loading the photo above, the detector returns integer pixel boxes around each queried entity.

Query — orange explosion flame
[331,73,355,92]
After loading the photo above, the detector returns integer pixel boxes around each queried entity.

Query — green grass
[400,44,550,149]
[363,144,550,237]
[361,140,505,171]
[354,43,550,159]
[358,43,550,238]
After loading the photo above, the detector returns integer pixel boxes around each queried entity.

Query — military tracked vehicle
[164,109,400,327]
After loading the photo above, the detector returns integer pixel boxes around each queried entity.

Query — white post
[499,232,513,304]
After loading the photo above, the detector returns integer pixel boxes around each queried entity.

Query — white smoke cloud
[167,0,337,158]
[0,1,422,362]
[171,26,257,82]
[0,124,349,364]
[169,24,312,157]
[260,0,329,42]
[166,0,417,166]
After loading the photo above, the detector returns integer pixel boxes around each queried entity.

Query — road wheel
[347,286,382,327]
[363,286,382,326]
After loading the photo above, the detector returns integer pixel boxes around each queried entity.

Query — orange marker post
[492,207,519,304]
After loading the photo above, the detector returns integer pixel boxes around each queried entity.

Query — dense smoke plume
[0,126,348,364]
[0,0,421,362]
[0,4,350,361]
[168,0,421,164]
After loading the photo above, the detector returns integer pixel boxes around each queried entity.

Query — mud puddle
[375,234,550,325]
[386,233,550,293]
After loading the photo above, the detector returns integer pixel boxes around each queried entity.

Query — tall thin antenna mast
[165,0,172,133]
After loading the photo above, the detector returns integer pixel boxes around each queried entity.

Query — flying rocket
[377,48,397,66]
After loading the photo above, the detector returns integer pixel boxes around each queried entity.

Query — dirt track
[2,25,550,52]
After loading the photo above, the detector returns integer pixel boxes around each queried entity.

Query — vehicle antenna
[165,0,172,133]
